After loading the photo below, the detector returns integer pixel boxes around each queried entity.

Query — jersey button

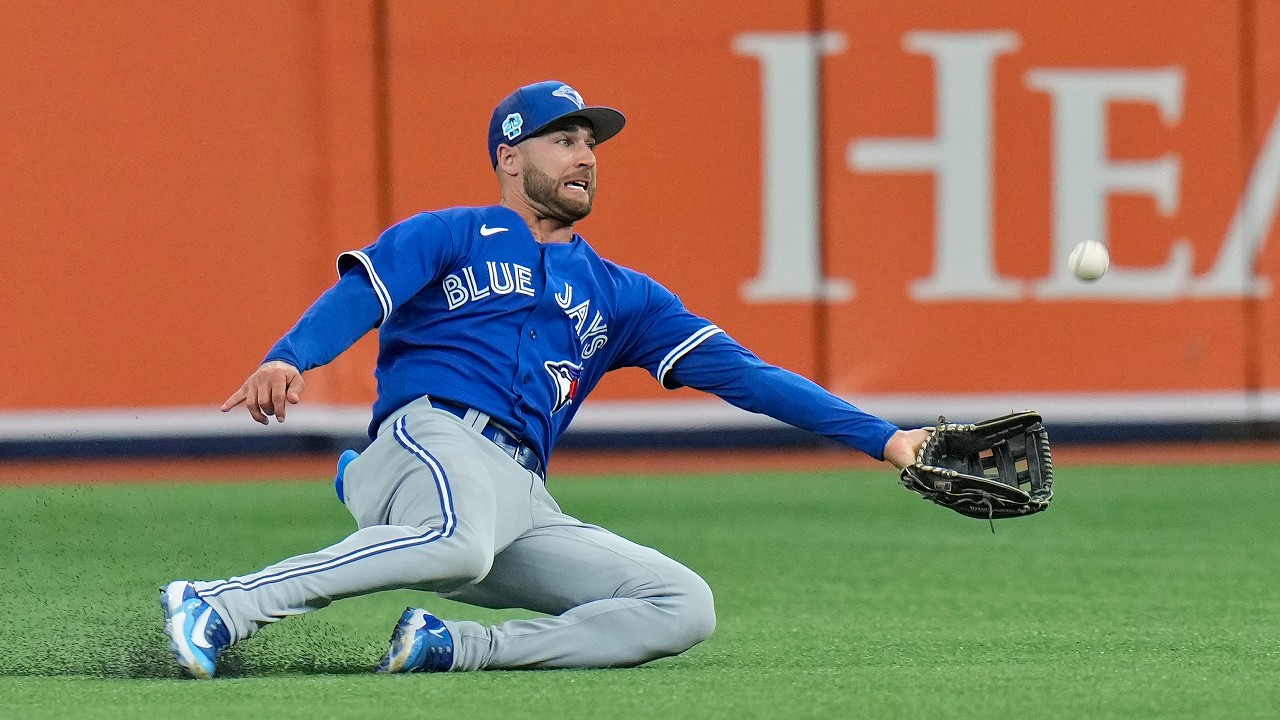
[522,373,531,383]
[528,330,537,339]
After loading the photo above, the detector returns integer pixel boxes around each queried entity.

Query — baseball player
[161,80,930,679]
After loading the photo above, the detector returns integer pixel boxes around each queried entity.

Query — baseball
[1068,240,1109,281]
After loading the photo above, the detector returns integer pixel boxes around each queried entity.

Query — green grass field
[1,463,1277,719]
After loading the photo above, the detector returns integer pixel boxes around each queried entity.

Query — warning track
[1,442,1278,486]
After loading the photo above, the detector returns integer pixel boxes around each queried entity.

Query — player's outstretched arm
[882,428,933,470]
[221,360,306,425]
[218,267,382,425]
[664,334,925,463]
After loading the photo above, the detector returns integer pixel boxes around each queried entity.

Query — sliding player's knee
[432,538,495,587]
[393,532,494,589]
[669,572,717,649]
[643,566,717,652]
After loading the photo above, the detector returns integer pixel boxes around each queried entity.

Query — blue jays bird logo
[544,360,583,413]
[551,85,585,109]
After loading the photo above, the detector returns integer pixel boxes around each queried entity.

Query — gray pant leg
[193,409,536,642]
[439,483,716,670]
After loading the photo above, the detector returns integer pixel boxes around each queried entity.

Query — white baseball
[1068,240,1109,281]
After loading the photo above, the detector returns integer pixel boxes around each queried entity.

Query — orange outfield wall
[1,1,1278,420]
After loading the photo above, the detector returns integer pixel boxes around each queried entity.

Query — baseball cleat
[377,607,455,673]
[160,580,231,679]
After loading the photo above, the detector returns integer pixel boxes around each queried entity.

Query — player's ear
[495,144,521,177]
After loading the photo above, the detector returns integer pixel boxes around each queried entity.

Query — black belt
[429,399,545,480]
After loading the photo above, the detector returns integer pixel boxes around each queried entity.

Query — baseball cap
[487,81,626,166]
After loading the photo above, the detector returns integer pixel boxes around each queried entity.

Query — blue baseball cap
[487,81,626,166]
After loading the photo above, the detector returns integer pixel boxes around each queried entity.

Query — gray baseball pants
[191,396,716,670]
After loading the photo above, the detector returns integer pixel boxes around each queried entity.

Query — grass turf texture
[0,465,1277,719]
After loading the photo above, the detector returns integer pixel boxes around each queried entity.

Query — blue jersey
[267,204,899,463]
[336,205,721,468]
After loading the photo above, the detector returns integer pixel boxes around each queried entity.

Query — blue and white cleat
[160,580,231,679]
[377,607,455,673]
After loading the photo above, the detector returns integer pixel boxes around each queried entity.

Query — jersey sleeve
[615,277,724,388]
[668,333,900,459]
[336,212,461,326]
[263,269,383,372]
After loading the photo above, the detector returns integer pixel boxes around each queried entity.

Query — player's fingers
[255,378,278,422]
[286,373,305,404]
[271,383,288,423]
[245,402,269,425]
[246,379,271,425]
[221,385,249,412]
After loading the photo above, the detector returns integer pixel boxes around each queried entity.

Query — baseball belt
[428,398,546,480]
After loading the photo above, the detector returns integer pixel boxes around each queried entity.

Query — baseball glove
[899,411,1053,529]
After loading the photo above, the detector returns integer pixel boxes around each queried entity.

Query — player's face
[519,122,597,223]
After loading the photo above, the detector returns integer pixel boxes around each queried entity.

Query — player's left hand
[882,428,933,470]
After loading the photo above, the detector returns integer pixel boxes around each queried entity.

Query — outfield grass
[0,463,1277,719]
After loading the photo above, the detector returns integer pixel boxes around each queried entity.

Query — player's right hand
[221,360,306,425]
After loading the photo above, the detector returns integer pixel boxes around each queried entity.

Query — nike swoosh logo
[479,224,508,237]
[191,607,214,649]
[428,626,447,638]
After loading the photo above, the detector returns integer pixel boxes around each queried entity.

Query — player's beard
[523,164,593,224]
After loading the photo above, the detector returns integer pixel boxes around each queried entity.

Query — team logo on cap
[551,85,585,109]
[502,112,523,140]
[544,360,583,413]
